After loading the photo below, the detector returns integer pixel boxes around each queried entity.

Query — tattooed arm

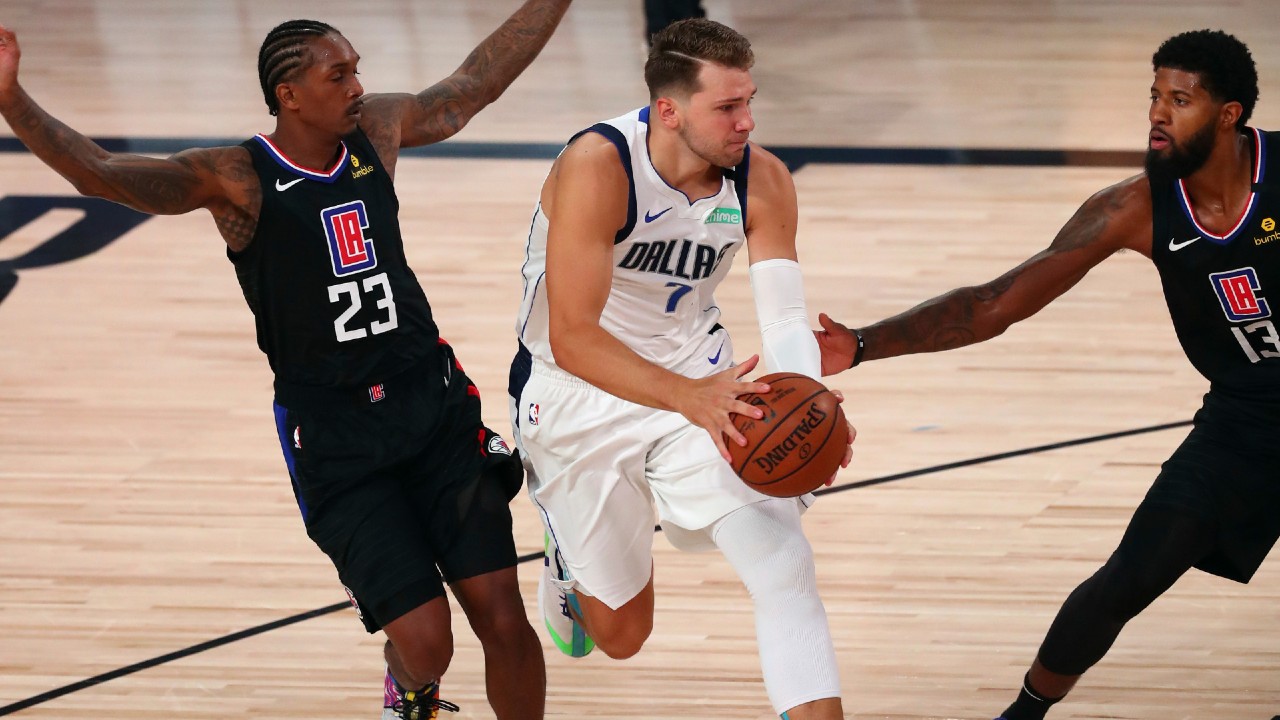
[0,24,259,249]
[814,174,1155,375]
[0,24,251,233]
[359,0,571,168]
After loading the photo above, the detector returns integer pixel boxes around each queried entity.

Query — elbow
[548,322,583,374]
[973,294,1016,342]
[66,162,117,201]
[67,173,107,199]
[435,114,472,143]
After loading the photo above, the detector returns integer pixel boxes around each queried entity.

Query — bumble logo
[351,154,374,179]
[1255,217,1280,246]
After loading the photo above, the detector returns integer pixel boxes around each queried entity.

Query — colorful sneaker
[540,530,594,657]
[382,668,459,719]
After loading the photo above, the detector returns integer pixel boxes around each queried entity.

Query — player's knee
[1082,555,1163,622]
[596,633,647,660]
[399,648,453,686]
[745,531,818,602]
[391,630,454,685]
[714,499,819,603]
[469,603,537,651]
[593,616,653,660]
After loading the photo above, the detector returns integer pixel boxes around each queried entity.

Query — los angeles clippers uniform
[1147,126,1280,582]
[509,107,805,608]
[233,128,521,632]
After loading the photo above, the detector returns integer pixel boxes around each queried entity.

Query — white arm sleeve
[749,258,821,379]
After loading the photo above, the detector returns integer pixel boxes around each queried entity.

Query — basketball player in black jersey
[0,3,571,718]
[815,30,1277,720]
[643,0,706,44]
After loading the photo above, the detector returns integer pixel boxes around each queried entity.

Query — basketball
[726,372,848,498]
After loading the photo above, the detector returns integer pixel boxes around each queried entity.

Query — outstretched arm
[0,24,229,216]
[361,0,571,155]
[815,174,1155,375]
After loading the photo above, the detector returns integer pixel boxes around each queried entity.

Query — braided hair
[258,19,340,116]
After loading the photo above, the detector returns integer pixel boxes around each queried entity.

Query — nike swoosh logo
[708,341,724,365]
[275,177,305,191]
[645,207,673,223]
[1169,235,1202,251]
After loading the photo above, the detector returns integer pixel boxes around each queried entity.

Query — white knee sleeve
[712,499,841,714]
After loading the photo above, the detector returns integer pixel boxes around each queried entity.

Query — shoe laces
[391,684,460,719]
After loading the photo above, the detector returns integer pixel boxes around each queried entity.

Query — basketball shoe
[540,530,595,657]
[382,668,459,719]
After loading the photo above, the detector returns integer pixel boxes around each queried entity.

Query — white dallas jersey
[517,106,750,380]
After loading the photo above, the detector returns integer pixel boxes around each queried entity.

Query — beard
[677,124,746,169]
[1144,119,1217,184]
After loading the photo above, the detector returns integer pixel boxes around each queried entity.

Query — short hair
[644,19,754,102]
[1152,29,1259,130]
[258,19,340,116]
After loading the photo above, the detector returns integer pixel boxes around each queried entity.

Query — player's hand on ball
[727,373,848,497]
[825,389,856,487]
[674,354,770,462]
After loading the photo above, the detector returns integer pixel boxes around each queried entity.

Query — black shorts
[1140,391,1280,583]
[272,344,524,632]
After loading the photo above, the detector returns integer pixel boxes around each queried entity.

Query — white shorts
[511,361,810,610]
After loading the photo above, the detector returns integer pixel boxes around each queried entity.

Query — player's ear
[654,96,682,129]
[276,82,300,113]
[1220,100,1243,132]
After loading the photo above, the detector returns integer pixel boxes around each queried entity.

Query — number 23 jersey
[231,128,437,388]
[1152,127,1280,416]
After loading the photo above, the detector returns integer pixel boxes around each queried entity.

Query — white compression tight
[711,498,841,714]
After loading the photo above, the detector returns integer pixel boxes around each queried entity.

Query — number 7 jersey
[231,128,438,388]
[516,106,749,380]
[1152,127,1280,413]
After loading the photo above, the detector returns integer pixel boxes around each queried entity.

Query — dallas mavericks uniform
[1148,126,1280,583]
[511,107,792,609]
[233,128,519,633]
[515,106,745,382]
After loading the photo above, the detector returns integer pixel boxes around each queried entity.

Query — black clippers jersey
[1152,127,1280,418]
[231,128,438,388]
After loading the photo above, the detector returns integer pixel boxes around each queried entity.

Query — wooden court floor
[1,1,1278,718]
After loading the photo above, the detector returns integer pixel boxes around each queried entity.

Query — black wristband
[850,327,866,368]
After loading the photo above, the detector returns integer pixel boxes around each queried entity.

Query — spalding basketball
[727,372,847,498]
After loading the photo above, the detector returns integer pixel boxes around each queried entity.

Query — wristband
[850,327,866,368]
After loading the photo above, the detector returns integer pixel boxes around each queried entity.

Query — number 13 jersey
[1152,127,1280,419]
[516,106,749,380]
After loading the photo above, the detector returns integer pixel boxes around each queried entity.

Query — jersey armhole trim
[568,123,638,244]
[731,144,751,226]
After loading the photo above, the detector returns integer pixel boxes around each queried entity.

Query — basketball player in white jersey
[508,19,852,720]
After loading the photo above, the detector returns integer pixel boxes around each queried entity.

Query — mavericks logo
[705,207,741,224]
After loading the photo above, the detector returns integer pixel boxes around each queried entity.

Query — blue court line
[0,418,1190,716]
[0,136,1144,170]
